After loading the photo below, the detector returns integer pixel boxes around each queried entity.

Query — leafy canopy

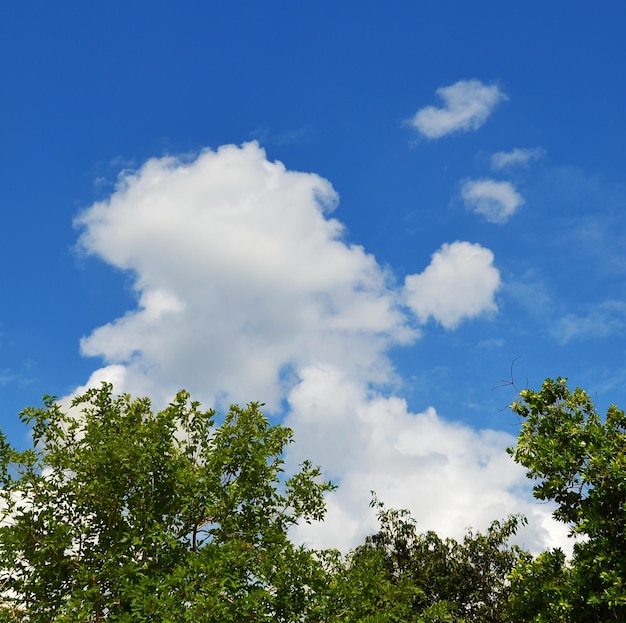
[0,384,334,622]
[6,376,626,622]
[508,377,626,621]
[313,498,528,623]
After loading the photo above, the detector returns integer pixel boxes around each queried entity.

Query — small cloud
[403,241,501,329]
[408,80,507,139]
[461,179,524,224]
[491,147,545,170]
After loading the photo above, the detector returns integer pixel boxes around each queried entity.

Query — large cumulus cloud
[76,142,414,408]
[72,142,564,553]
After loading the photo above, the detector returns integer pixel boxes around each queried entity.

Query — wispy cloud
[408,79,507,139]
[491,147,545,170]
[553,301,626,344]
[249,124,316,146]
[461,178,524,223]
[403,241,501,329]
[505,274,554,324]
[0,369,17,386]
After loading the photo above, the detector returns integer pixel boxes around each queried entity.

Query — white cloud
[409,80,507,139]
[286,365,568,554]
[71,142,565,556]
[75,142,415,409]
[403,242,501,329]
[461,178,524,223]
[491,147,545,170]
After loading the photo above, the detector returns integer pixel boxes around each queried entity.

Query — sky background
[3,2,626,553]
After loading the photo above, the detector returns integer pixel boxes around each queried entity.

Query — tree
[0,384,334,622]
[508,377,626,621]
[314,499,528,622]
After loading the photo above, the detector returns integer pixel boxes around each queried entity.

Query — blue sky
[3,2,626,551]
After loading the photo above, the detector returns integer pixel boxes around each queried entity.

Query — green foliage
[9,376,626,622]
[0,384,334,622]
[506,548,572,623]
[313,498,528,622]
[508,377,626,621]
